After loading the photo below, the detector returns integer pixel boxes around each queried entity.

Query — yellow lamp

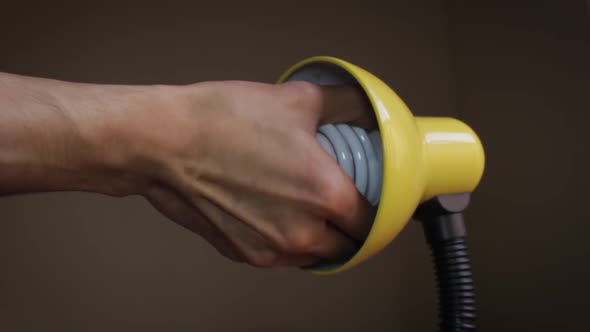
[278,56,485,274]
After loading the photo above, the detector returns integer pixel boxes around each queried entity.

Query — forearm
[0,73,376,267]
[0,73,158,196]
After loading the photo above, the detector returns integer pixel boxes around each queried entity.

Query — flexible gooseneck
[319,127,477,331]
[416,194,477,331]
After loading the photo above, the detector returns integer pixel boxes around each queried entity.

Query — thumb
[317,84,377,130]
[310,137,376,242]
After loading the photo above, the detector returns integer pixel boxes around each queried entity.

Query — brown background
[0,1,588,331]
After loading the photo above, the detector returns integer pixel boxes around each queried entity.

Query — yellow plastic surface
[278,56,485,274]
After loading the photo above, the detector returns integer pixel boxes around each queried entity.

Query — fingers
[191,196,351,267]
[145,185,214,238]
[309,139,377,242]
[311,223,360,259]
[276,82,377,242]
[149,182,360,268]
[195,196,365,267]
[329,186,376,243]
[253,224,359,268]
[272,226,359,268]
[145,185,244,262]
[316,85,377,130]
[190,194,283,267]
[279,82,376,130]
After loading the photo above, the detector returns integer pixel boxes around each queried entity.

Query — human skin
[0,73,376,268]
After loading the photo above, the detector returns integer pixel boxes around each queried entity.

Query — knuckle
[283,227,318,253]
[283,81,322,110]
[246,249,279,268]
[316,169,353,216]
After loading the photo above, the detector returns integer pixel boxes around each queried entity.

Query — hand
[138,81,377,267]
[0,74,376,268]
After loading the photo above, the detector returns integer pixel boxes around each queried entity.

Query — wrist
[0,74,101,195]
[0,72,212,197]
[53,82,168,196]
[0,74,165,196]
[100,82,213,194]
[59,82,214,197]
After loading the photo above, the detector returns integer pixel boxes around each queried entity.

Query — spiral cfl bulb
[316,124,383,206]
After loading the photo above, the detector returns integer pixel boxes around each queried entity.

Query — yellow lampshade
[278,56,485,274]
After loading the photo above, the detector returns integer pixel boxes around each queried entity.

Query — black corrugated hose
[428,234,476,331]
[417,194,477,332]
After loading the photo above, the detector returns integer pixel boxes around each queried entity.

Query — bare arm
[0,73,375,267]
[0,73,155,195]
